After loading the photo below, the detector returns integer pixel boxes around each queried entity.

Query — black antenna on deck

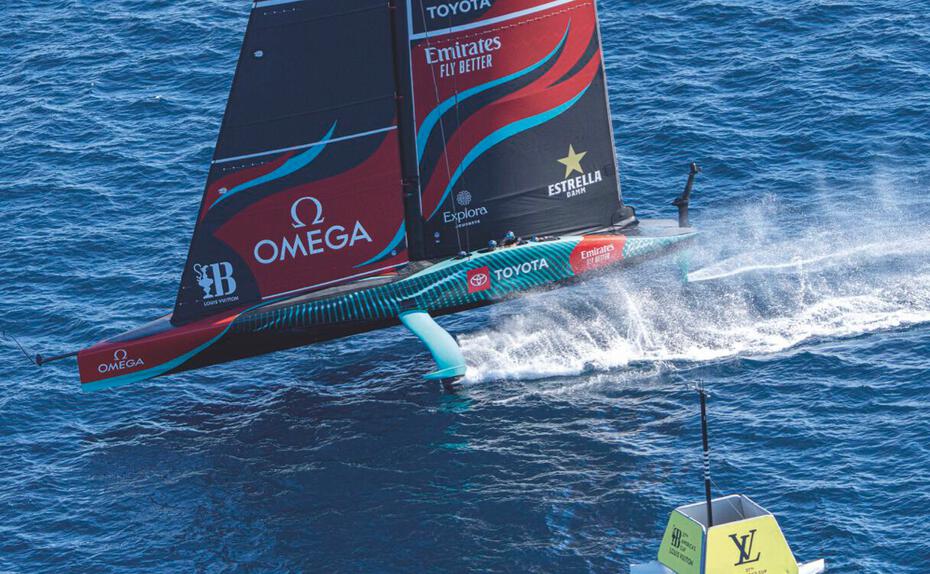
[673,162,700,228]
[697,384,713,527]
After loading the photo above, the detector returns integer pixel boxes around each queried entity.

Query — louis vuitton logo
[729,529,761,565]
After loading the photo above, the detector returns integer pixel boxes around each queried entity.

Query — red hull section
[78,310,240,388]
[76,226,696,391]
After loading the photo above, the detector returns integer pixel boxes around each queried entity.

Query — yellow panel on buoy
[653,496,806,574]
[705,514,798,574]
[656,510,704,574]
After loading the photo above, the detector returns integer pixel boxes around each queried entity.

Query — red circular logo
[467,266,492,293]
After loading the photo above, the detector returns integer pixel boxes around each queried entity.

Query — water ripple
[1,1,929,572]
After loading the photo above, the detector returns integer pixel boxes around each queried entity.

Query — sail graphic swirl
[405,0,625,259]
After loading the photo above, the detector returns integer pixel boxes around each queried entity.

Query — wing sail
[402,0,626,259]
[173,0,408,324]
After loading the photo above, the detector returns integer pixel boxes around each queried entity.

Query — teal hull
[79,222,696,390]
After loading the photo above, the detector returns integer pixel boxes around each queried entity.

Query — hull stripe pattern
[79,232,695,389]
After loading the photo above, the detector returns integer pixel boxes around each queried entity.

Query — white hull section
[631,559,825,574]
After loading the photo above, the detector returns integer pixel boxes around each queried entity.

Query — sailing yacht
[64,0,698,390]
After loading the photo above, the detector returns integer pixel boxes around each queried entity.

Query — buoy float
[632,388,825,574]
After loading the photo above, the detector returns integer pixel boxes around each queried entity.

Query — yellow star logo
[557,145,587,178]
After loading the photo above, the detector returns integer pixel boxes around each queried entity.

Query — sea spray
[460,188,930,384]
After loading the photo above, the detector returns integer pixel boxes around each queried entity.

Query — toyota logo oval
[470,273,488,288]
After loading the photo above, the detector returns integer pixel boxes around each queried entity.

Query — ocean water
[2,1,929,572]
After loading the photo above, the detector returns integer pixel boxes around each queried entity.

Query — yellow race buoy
[632,389,824,574]
[632,494,825,574]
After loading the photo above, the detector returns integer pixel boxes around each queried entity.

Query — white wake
[459,188,930,383]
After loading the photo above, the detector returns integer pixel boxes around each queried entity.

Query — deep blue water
[2,1,930,572]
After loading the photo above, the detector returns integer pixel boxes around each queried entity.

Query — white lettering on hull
[493,258,550,281]
[97,349,146,374]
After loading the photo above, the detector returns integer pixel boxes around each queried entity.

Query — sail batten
[253,0,304,8]
[213,126,399,166]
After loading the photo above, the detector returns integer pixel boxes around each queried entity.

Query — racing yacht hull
[78,221,695,390]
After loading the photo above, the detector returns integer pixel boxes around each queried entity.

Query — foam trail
[688,239,919,282]
[459,188,930,384]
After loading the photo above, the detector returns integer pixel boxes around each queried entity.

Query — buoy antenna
[697,383,713,527]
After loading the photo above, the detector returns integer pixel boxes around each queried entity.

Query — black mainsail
[173,0,410,324]
[400,0,629,259]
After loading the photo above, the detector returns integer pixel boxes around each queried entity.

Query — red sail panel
[405,0,625,259]
[211,136,407,300]
[172,0,408,324]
